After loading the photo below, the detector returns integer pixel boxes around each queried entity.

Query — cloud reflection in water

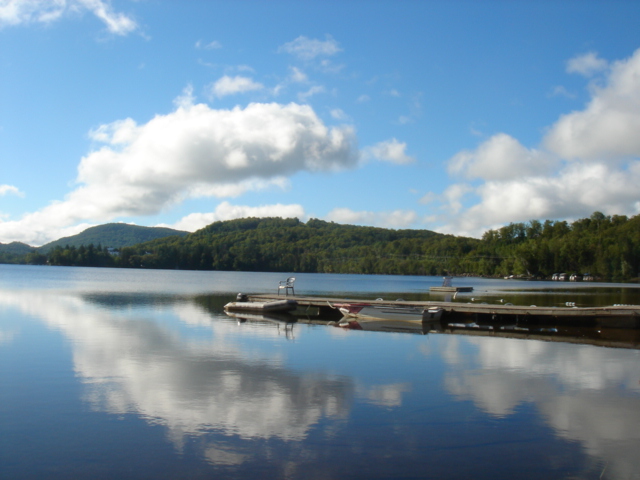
[3,287,640,478]
[0,290,353,447]
[441,335,640,479]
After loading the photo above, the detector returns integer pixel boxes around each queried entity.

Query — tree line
[10,212,640,281]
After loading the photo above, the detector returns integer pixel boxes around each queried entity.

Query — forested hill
[478,212,640,281]
[116,217,476,275]
[39,223,188,252]
[110,213,638,280]
[0,242,34,264]
[7,212,640,281]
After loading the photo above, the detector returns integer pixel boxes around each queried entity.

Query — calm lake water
[1,265,640,479]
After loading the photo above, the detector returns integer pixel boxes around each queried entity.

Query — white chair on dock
[278,277,295,296]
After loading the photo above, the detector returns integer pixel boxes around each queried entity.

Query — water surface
[1,265,639,479]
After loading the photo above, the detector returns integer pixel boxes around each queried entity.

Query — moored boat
[224,310,297,325]
[336,318,433,334]
[339,303,443,322]
[337,307,444,333]
[224,298,297,313]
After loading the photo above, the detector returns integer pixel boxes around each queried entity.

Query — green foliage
[47,244,115,267]
[111,217,462,274]
[3,212,640,280]
[0,242,36,264]
[25,251,48,265]
[496,212,640,281]
[39,223,188,252]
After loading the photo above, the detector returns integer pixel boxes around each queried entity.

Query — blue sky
[2,0,640,246]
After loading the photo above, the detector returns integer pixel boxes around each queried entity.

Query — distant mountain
[0,241,34,255]
[39,223,188,252]
[0,241,35,262]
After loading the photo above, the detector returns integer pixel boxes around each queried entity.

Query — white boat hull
[224,299,297,313]
[339,304,443,322]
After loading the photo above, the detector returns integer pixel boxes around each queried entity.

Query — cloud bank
[325,207,418,229]
[0,99,358,245]
[438,48,640,237]
[165,201,306,232]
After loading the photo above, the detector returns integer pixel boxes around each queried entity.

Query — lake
[1,264,640,479]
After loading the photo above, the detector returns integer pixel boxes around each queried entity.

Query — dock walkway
[249,294,640,327]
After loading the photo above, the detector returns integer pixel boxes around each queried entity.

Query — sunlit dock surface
[249,294,640,322]
[247,294,640,348]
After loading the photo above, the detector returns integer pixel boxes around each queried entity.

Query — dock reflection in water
[1,283,639,479]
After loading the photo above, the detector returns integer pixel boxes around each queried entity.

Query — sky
[2,0,640,246]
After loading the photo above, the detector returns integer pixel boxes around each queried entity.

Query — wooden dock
[249,294,640,327]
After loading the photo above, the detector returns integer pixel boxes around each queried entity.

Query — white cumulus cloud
[545,48,640,161]
[0,98,357,245]
[0,184,24,197]
[437,47,640,237]
[365,138,415,165]
[0,0,138,35]
[325,208,417,228]
[566,51,609,77]
[439,162,640,238]
[164,201,306,232]
[448,133,555,181]
[209,75,264,98]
